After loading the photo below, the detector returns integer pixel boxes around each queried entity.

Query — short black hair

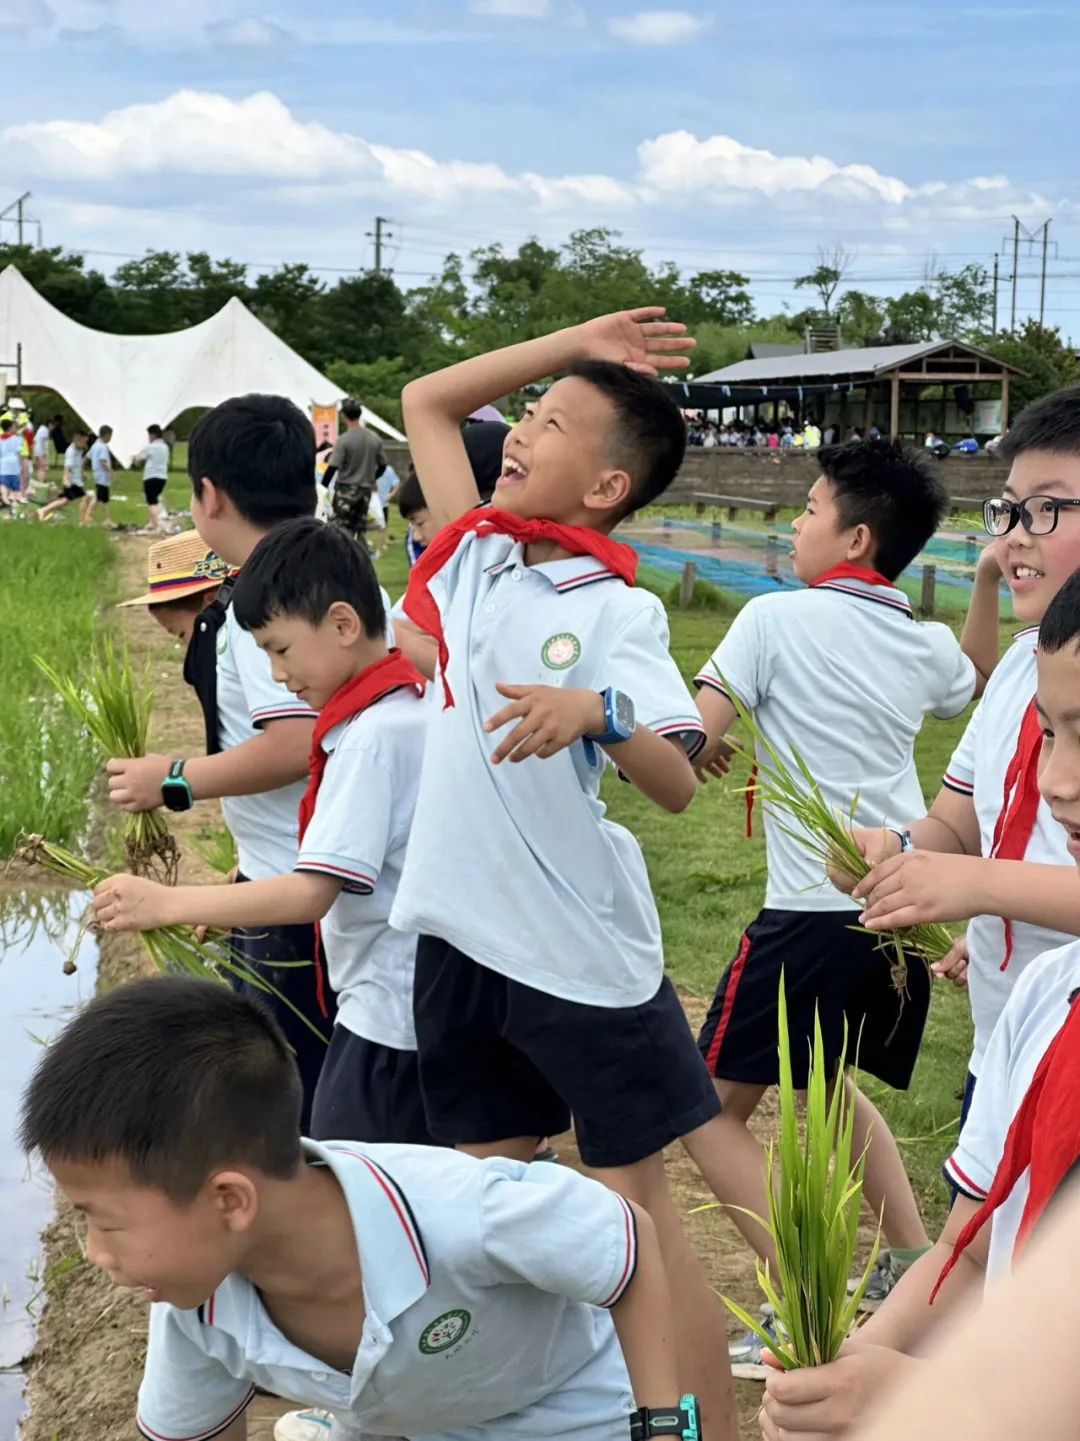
[232,516,386,638]
[1000,384,1080,464]
[188,394,316,527]
[566,360,686,517]
[397,466,427,519]
[819,438,946,580]
[341,398,363,422]
[20,977,303,1202]
[98,425,112,438]
[1039,569,1080,654]
[147,424,163,438]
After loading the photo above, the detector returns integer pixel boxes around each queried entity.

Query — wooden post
[1001,372,1010,433]
[694,499,706,517]
[920,564,936,617]
[765,533,778,578]
[710,518,722,544]
[966,534,977,566]
[889,372,901,439]
[679,560,697,609]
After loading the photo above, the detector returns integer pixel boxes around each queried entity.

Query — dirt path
[22,537,783,1441]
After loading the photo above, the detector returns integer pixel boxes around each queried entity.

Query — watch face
[613,690,635,734]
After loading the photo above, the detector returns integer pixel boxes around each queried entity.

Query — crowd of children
[17,306,1080,1441]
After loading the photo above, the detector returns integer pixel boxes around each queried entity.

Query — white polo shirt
[88,437,111,485]
[942,629,1075,1076]
[944,937,1080,1279]
[136,1142,637,1441]
[696,574,976,911]
[216,606,316,881]
[390,534,705,1008]
[296,686,427,1051]
[33,424,50,459]
[137,438,170,480]
[63,444,85,486]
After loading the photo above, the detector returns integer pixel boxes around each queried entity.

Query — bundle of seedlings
[722,980,879,1368]
[195,825,239,877]
[36,640,180,883]
[721,683,954,993]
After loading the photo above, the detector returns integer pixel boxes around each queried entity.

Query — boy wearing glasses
[835,384,1080,1131]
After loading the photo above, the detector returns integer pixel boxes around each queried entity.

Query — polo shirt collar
[812,573,912,617]
[486,544,622,593]
[307,1140,431,1322]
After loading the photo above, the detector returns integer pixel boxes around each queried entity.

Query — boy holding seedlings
[690,438,981,1345]
[96,518,435,1153]
[20,976,699,1441]
[758,567,1080,1440]
[390,306,751,1440]
[103,395,328,1126]
[37,429,89,521]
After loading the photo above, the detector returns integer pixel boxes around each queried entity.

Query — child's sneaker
[849,1246,927,1313]
[273,1411,335,1440]
[728,1315,783,1381]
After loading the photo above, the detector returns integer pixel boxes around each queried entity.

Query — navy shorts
[61,484,85,501]
[230,876,333,1133]
[413,936,721,1169]
[94,483,110,504]
[697,908,931,1091]
[310,1024,435,1146]
[143,476,166,505]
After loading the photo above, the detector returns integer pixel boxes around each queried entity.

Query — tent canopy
[0,265,404,464]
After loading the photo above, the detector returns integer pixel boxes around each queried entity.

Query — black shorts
[310,1024,435,1145]
[697,908,931,1091]
[413,936,721,1168]
[94,483,110,504]
[143,476,166,505]
[61,484,85,501]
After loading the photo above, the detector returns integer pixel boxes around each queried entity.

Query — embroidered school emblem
[541,632,581,670]
[418,1308,472,1354]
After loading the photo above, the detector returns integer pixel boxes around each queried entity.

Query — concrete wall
[385,443,1008,510]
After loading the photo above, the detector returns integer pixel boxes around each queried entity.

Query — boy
[20,976,698,1441]
[758,567,1080,1441]
[96,518,433,1151]
[86,423,115,526]
[690,439,980,1333]
[391,307,740,1438]
[117,529,228,645]
[103,395,328,1126]
[836,386,1080,1129]
[133,422,172,534]
[32,415,51,489]
[38,430,90,522]
[0,411,27,506]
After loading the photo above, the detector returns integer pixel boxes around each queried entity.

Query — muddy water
[0,892,97,1437]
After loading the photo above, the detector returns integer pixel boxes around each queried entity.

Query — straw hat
[119,531,230,607]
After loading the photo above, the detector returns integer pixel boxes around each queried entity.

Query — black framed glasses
[983,495,1080,537]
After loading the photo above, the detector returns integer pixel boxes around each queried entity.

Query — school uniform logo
[418,1308,472,1354]
[541,632,581,670]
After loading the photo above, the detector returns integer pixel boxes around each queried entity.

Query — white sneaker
[273,1411,334,1441]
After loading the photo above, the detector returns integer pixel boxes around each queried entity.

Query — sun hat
[119,531,230,607]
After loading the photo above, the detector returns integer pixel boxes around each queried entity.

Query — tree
[250,263,325,356]
[325,356,412,430]
[982,322,1080,415]
[935,263,992,340]
[684,270,754,328]
[833,290,886,346]
[111,251,190,331]
[794,244,855,317]
[314,271,421,371]
[882,289,941,343]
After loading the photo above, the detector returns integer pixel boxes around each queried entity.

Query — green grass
[0,525,118,851]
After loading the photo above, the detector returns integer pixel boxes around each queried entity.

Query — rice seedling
[720,979,880,1369]
[195,825,238,877]
[35,640,180,883]
[715,677,955,991]
[9,834,326,1041]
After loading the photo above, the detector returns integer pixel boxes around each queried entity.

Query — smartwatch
[886,827,914,854]
[585,688,636,746]
[161,759,195,813]
[629,1395,701,1441]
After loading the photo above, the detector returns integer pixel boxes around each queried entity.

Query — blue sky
[3,0,1079,332]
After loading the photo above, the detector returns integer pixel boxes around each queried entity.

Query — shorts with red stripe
[697,908,930,1090]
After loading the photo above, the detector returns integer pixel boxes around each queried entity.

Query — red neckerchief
[932,990,1080,1301]
[402,508,638,706]
[297,649,426,1015]
[743,564,896,839]
[988,699,1043,970]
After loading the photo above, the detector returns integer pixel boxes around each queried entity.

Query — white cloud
[203,15,295,47]
[7,0,55,26]
[608,9,707,44]
[469,0,551,15]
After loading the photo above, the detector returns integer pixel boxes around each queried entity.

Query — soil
[19,537,820,1441]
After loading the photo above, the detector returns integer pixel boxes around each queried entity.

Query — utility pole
[1039,218,1052,327]
[366,216,394,275]
[991,253,999,336]
[1001,215,1055,332]
[1010,215,1020,332]
[0,191,32,247]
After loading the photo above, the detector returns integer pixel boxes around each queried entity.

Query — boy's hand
[576,307,695,377]
[759,1342,913,1439]
[94,874,173,932]
[932,932,970,989]
[854,851,988,929]
[485,684,606,764]
[694,733,738,783]
[975,535,1005,583]
[827,826,901,894]
[106,754,170,812]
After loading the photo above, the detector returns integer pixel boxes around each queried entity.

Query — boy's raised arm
[401,308,693,530]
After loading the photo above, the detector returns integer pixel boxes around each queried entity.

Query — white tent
[0,265,404,464]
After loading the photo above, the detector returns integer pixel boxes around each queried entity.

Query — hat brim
[118,577,223,608]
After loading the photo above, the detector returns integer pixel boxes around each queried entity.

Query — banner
[311,403,338,449]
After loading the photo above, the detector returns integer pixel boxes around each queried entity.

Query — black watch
[629,1395,701,1441]
[161,759,194,813]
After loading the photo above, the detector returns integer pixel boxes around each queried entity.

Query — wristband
[629,1395,701,1441]
[886,827,914,854]
[161,759,195,813]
